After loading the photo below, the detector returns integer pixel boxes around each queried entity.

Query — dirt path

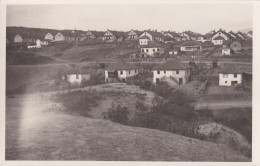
[5,93,249,161]
[195,99,252,110]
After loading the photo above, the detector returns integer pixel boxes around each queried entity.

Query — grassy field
[5,93,249,161]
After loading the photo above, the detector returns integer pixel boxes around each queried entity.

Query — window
[157,48,159,51]
[135,69,137,73]
[129,70,131,74]
[76,74,79,79]
[153,49,155,52]
[164,71,166,74]
[120,71,123,75]
[142,49,144,52]
[234,74,237,78]
[146,49,149,52]
[176,70,179,74]
[223,74,228,78]
[225,81,227,83]
[157,71,160,74]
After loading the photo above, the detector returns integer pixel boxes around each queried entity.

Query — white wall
[212,32,228,41]
[14,34,23,43]
[139,39,149,45]
[55,33,65,41]
[141,47,164,56]
[222,49,231,55]
[219,73,242,86]
[117,69,139,80]
[153,70,189,84]
[67,74,90,85]
[212,40,223,45]
[45,33,54,40]
[139,32,153,41]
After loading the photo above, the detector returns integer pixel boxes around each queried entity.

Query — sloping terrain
[6,93,249,161]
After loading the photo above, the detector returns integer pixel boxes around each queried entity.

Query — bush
[140,80,152,90]
[105,103,129,125]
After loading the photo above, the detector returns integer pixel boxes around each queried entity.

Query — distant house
[139,35,150,45]
[14,34,23,43]
[62,68,90,86]
[152,59,192,84]
[169,49,178,55]
[247,31,253,39]
[164,31,182,41]
[55,32,67,41]
[103,30,128,42]
[85,30,104,40]
[236,32,249,41]
[139,30,165,43]
[180,31,202,41]
[211,30,232,42]
[212,36,225,45]
[45,32,55,41]
[140,43,164,58]
[55,30,80,42]
[127,30,143,40]
[222,47,231,56]
[180,41,202,52]
[219,64,242,86]
[223,40,242,53]
[105,61,139,82]
[228,31,239,40]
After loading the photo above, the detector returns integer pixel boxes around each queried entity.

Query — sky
[6,3,252,34]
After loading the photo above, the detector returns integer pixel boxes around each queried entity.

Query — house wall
[67,74,90,85]
[139,38,149,45]
[222,49,231,55]
[14,34,23,43]
[128,31,139,40]
[117,69,139,80]
[219,73,242,86]
[153,69,190,84]
[45,33,54,40]
[55,33,65,41]
[212,40,223,45]
[141,47,164,56]
[180,33,190,40]
[139,32,153,41]
[180,46,201,52]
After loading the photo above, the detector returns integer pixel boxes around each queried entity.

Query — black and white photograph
[1,0,259,164]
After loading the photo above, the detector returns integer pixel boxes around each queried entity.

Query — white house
[180,41,202,52]
[222,48,231,56]
[139,35,150,45]
[105,61,139,82]
[62,68,90,86]
[14,34,23,43]
[102,30,127,42]
[152,59,192,84]
[212,36,225,45]
[140,43,164,58]
[139,30,165,43]
[45,33,54,41]
[127,30,142,40]
[85,30,104,40]
[55,32,66,41]
[219,65,242,86]
[211,30,232,43]
[164,31,182,41]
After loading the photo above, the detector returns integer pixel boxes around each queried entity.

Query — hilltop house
[180,31,202,41]
[212,36,225,45]
[140,43,164,58]
[152,59,192,84]
[127,30,143,40]
[44,32,55,41]
[219,64,242,86]
[222,47,231,56]
[139,35,151,45]
[103,30,128,42]
[55,30,81,42]
[164,31,182,41]
[236,32,249,41]
[105,61,139,82]
[13,34,23,43]
[62,68,90,86]
[211,30,233,43]
[85,30,104,40]
[139,30,165,43]
[180,41,202,52]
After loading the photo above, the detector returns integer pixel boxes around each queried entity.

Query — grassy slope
[6,94,249,161]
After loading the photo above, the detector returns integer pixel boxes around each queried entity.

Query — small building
[14,34,23,43]
[85,30,104,40]
[169,49,178,55]
[219,64,242,86]
[180,31,202,41]
[103,30,128,42]
[223,40,242,53]
[222,48,231,56]
[45,32,55,41]
[152,59,192,84]
[212,36,225,45]
[127,30,143,40]
[140,43,164,58]
[105,61,139,82]
[211,30,233,42]
[139,30,165,43]
[139,35,150,45]
[62,68,90,86]
[164,31,182,41]
[180,41,202,52]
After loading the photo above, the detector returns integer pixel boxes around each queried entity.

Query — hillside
[6,93,249,161]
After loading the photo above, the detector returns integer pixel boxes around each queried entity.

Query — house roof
[219,64,242,74]
[143,30,165,38]
[87,31,104,37]
[211,30,233,39]
[107,30,128,38]
[180,41,201,46]
[152,59,191,70]
[139,35,150,39]
[182,31,202,38]
[129,30,143,36]
[64,68,89,75]
[214,36,225,40]
[140,42,162,48]
[167,31,181,37]
[106,61,138,71]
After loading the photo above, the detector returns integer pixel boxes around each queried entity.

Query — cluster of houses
[7,27,252,53]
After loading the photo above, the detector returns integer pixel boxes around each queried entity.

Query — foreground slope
[6,94,249,161]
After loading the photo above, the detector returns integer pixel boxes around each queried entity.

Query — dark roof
[129,30,143,35]
[87,31,105,37]
[180,41,201,46]
[211,30,233,39]
[219,64,242,74]
[214,36,225,40]
[106,61,138,70]
[167,31,181,37]
[182,31,202,38]
[64,68,89,75]
[140,42,162,48]
[164,36,177,41]
[228,31,239,39]
[108,30,128,38]
[152,59,190,70]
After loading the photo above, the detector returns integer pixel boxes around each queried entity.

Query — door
[179,78,183,85]
[231,81,238,85]
[156,78,160,83]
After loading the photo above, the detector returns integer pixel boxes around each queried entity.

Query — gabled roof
[180,41,201,46]
[143,30,165,38]
[87,31,104,37]
[166,31,181,37]
[107,30,128,38]
[106,61,138,70]
[64,68,89,75]
[152,59,191,70]
[182,31,202,38]
[214,36,225,40]
[139,35,150,39]
[212,30,233,39]
[129,30,143,35]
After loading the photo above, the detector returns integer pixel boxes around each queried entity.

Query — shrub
[140,80,152,90]
[105,103,129,125]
